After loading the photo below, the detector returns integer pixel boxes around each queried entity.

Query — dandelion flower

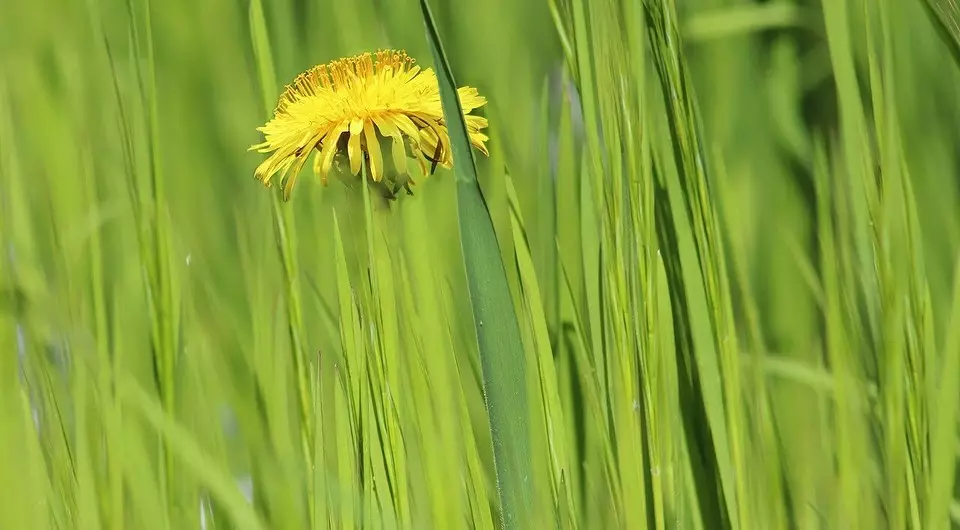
[249,49,490,201]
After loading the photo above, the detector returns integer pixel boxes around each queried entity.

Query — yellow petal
[282,131,326,199]
[372,115,406,175]
[253,155,279,185]
[410,142,429,175]
[319,122,348,180]
[253,132,309,185]
[312,151,328,184]
[399,65,421,84]
[371,114,400,138]
[418,128,440,159]
[433,125,452,165]
[348,118,364,175]
[363,120,383,182]
[389,114,422,143]
[391,136,407,176]
[466,115,488,131]
[418,123,451,167]
[470,131,490,156]
[282,152,311,201]
[350,118,364,135]
[457,86,487,112]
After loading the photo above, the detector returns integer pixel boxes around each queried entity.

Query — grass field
[3,0,960,528]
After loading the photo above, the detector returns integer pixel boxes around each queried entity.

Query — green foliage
[3,0,960,528]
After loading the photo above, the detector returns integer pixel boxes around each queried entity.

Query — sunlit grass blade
[651,152,721,530]
[120,0,183,507]
[331,211,362,530]
[354,162,406,530]
[811,134,877,528]
[862,1,933,527]
[399,193,492,529]
[718,156,789,530]
[231,205,305,529]
[645,0,744,527]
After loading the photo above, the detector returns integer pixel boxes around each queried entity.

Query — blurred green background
[4,0,960,528]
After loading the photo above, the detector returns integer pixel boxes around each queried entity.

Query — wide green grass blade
[418,1,534,527]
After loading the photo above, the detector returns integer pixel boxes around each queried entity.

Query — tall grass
[3,0,960,528]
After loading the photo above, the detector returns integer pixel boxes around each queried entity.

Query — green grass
[4,0,960,528]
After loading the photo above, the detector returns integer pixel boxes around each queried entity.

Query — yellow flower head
[250,49,489,200]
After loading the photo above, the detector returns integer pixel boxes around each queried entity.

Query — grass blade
[418,1,534,527]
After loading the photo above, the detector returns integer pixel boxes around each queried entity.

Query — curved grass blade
[417,1,534,527]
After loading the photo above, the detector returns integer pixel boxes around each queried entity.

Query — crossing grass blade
[418,1,534,527]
